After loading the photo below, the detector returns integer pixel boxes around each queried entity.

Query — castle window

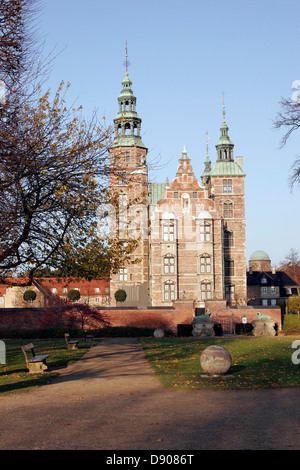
[163,223,175,242]
[201,281,212,300]
[126,151,130,162]
[224,202,233,218]
[164,282,176,301]
[164,256,175,274]
[223,179,232,193]
[200,254,211,273]
[199,222,211,242]
[174,192,179,198]
[261,287,267,295]
[192,192,197,198]
[225,285,235,301]
[119,268,128,281]
[118,173,127,185]
[224,230,234,248]
[271,286,276,294]
[225,259,234,276]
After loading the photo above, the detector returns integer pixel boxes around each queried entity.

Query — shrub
[114,289,127,303]
[23,290,37,302]
[67,289,81,301]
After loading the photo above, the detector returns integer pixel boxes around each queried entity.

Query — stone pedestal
[192,319,215,337]
[251,319,276,337]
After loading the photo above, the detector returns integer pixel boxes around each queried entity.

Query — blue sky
[39,0,300,267]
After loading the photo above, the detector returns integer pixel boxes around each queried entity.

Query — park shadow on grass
[0,372,58,395]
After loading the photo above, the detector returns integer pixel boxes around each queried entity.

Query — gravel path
[0,338,299,450]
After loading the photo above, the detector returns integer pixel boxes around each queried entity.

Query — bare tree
[278,248,300,286]
[274,96,300,187]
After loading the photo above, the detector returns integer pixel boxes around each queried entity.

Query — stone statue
[256,311,272,320]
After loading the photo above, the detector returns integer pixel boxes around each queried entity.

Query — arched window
[200,254,211,273]
[163,255,175,274]
[164,281,176,301]
[182,193,190,212]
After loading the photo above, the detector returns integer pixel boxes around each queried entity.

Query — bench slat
[28,354,49,363]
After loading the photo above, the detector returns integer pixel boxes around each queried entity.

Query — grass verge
[140,336,300,391]
[0,338,98,396]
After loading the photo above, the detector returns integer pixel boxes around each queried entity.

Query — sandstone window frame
[223,201,233,218]
[200,281,212,300]
[162,222,175,242]
[163,281,176,301]
[223,179,232,193]
[199,221,212,242]
[200,253,211,273]
[163,255,175,274]
[119,268,128,281]
[225,284,235,301]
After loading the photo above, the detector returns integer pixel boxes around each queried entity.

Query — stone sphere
[200,345,232,376]
[154,328,165,339]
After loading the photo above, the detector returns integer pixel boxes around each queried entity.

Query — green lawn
[139,336,300,391]
[0,338,97,395]
[282,314,300,335]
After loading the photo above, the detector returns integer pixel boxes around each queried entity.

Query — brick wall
[0,300,282,333]
[0,301,195,333]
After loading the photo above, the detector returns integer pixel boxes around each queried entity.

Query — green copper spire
[210,96,245,176]
[215,94,234,162]
[111,45,146,149]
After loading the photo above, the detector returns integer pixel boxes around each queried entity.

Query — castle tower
[205,99,247,305]
[109,53,149,306]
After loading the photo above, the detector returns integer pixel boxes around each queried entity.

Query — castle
[109,68,246,310]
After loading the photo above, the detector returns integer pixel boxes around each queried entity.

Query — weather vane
[123,41,130,73]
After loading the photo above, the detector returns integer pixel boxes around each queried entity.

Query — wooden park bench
[21,343,50,374]
[84,329,94,342]
[64,333,79,350]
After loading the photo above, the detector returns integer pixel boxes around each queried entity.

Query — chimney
[236,156,243,169]
[272,266,276,274]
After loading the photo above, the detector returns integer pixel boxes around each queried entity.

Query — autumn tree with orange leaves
[0,0,139,285]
